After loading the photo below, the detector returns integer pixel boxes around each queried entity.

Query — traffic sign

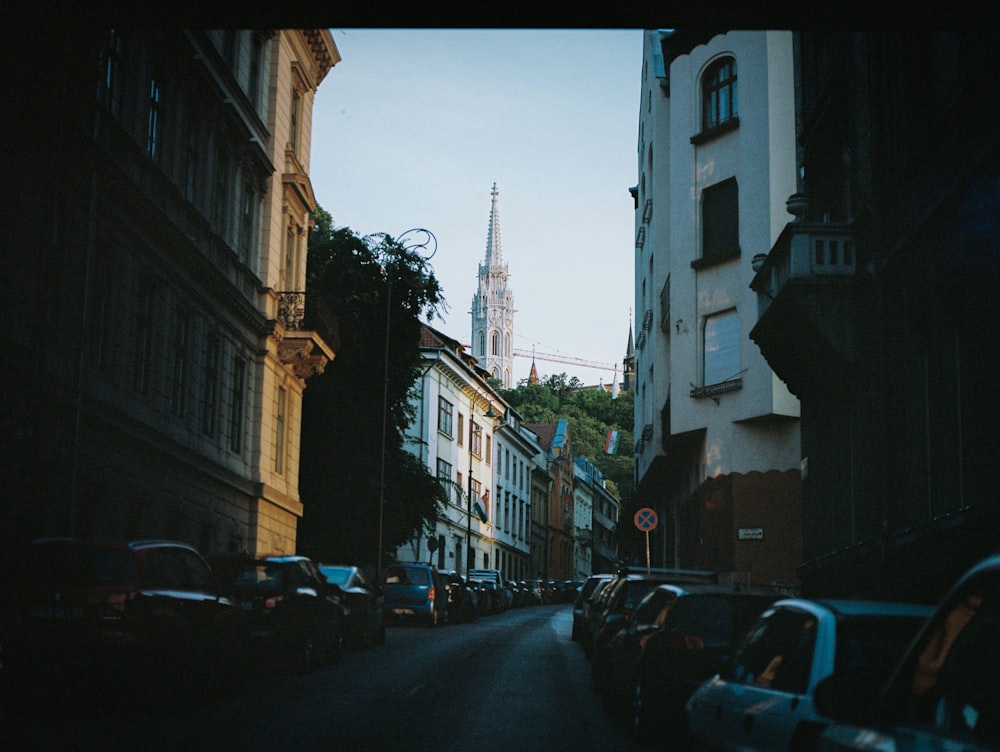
[634,507,658,531]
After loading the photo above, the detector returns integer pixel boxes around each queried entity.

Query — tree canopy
[297,207,447,570]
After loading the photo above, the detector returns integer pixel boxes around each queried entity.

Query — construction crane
[512,349,617,373]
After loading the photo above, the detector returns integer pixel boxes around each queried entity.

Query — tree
[498,376,635,509]
[297,207,447,569]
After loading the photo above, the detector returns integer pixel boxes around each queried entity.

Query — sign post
[633,507,659,572]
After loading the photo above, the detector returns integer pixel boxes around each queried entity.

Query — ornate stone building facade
[3,29,338,564]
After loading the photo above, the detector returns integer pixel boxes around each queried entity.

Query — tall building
[3,30,338,564]
[396,324,542,578]
[632,30,802,589]
[751,32,1000,601]
[470,183,516,388]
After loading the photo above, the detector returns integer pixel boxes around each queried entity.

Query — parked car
[382,563,448,626]
[586,569,719,664]
[686,597,933,751]
[469,569,514,611]
[317,564,385,648]
[573,574,615,641]
[812,553,1000,752]
[613,582,782,744]
[523,579,544,605]
[1,537,247,693]
[223,554,344,673]
[437,569,478,623]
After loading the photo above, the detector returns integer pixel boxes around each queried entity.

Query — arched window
[702,57,737,131]
[477,330,485,356]
[491,331,500,356]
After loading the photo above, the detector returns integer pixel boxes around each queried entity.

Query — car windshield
[235,563,285,594]
[320,566,353,587]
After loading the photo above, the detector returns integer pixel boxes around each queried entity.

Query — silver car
[686,597,931,751]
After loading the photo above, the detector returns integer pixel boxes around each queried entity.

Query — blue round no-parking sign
[634,507,658,531]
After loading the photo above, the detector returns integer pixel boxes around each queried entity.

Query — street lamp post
[377,228,436,580]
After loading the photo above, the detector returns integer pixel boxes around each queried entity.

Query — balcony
[749,216,858,396]
[275,291,337,381]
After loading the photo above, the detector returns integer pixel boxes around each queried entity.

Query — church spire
[485,182,503,267]
[470,183,515,388]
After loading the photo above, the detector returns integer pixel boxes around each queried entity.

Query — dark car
[574,574,614,641]
[224,554,344,673]
[318,564,385,648]
[611,582,781,744]
[382,563,448,626]
[1,537,247,694]
[437,569,478,623]
[586,569,719,663]
[814,553,1000,752]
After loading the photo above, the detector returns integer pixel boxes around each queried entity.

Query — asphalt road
[5,604,650,752]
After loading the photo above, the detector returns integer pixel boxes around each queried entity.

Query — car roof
[768,597,934,619]
[262,555,313,563]
[650,582,782,599]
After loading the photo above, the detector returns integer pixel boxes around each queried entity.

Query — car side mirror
[295,586,318,597]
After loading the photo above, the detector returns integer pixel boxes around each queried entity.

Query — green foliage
[297,208,447,568]
[499,377,634,505]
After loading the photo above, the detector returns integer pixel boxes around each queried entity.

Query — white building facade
[396,325,541,578]
[632,30,802,589]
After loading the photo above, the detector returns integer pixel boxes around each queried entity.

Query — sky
[308,28,644,387]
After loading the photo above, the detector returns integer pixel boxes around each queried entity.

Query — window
[91,244,114,371]
[132,278,155,395]
[184,111,200,204]
[436,458,453,490]
[477,330,485,356]
[169,308,189,417]
[457,413,464,446]
[248,35,262,110]
[98,29,123,118]
[239,180,256,263]
[146,76,162,160]
[485,435,492,466]
[213,148,230,239]
[290,88,301,151]
[275,386,286,474]
[229,356,245,454]
[282,225,296,290]
[491,331,500,356]
[438,397,454,436]
[704,309,740,386]
[702,57,738,131]
[201,335,220,437]
[700,178,740,264]
[470,420,482,457]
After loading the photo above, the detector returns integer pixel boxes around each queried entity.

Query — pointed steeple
[485,182,503,267]
[470,183,515,388]
[528,357,540,385]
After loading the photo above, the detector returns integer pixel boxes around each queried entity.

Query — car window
[633,589,676,628]
[894,579,1000,746]
[385,566,429,586]
[320,566,353,587]
[140,547,211,590]
[669,596,734,646]
[724,607,817,694]
[834,614,929,682]
[31,543,135,587]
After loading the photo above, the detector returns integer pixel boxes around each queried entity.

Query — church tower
[471,183,516,387]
